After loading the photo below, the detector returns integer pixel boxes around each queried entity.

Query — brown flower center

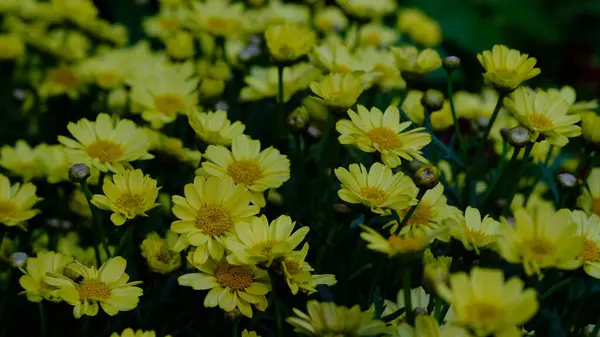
[388,235,423,253]
[154,94,184,116]
[524,238,555,261]
[284,260,302,275]
[158,17,179,30]
[50,69,79,87]
[87,140,123,162]
[206,17,230,33]
[581,239,600,262]
[251,240,278,256]
[78,279,111,300]
[215,264,253,291]
[404,203,433,226]
[116,193,144,212]
[359,186,388,205]
[0,200,17,220]
[367,127,399,151]
[227,160,262,185]
[195,205,232,237]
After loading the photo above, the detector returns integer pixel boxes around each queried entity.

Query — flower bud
[11,252,27,268]
[421,89,444,112]
[502,126,531,148]
[414,165,439,190]
[443,56,461,72]
[333,203,352,214]
[302,96,329,122]
[68,163,91,183]
[557,172,577,188]
[307,124,323,138]
[288,106,310,130]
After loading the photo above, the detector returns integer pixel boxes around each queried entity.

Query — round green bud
[421,89,445,112]
[414,165,440,190]
[68,163,91,183]
[443,56,461,72]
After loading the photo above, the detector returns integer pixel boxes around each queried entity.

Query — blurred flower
[281,243,336,295]
[454,88,499,120]
[422,249,452,288]
[356,47,406,90]
[18,251,72,303]
[262,1,311,26]
[0,140,45,181]
[401,90,425,124]
[477,45,540,92]
[241,63,321,103]
[110,328,171,337]
[143,9,184,39]
[186,0,244,37]
[310,72,365,108]
[572,210,600,279]
[69,189,92,218]
[449,206,501,254]
[383,287,430,323]
[38,66,83,98]
[141,231,181,274]
[360,226,429,257]
[578,168,600,217]
[358,22,399,47]
[314,7,348,33]
[264,23,316,62]
[391,46,442,77]
[188,109,245,147]
[241,330,260,337]
[336,0,396,19]
[0,33,24,60]
[0,174,41,228]
[581,112,600,145]
[387,315,472,337]
[310,42,371,74]
[165,30,195,60]
[398,9,442,47]
[546,85,598,114]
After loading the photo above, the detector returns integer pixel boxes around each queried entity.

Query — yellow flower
[38,66,83,98]
[454,88,500,120]
[358,22,399,47]
[391,46,442,77]
[401,90,425,124]
[171,175,259,264]
[581,112,600,144]
[310,42,372,74]
[383,287,430,323]
[45,257,143,318]
[280,243,336,295]
[436,267,538,337]
[165,30,195,60]
[0,174,41,227]
[334,162,417,215]
[422,249,452,288]
[578,168,600,217]
[397,9,442,48]
[570,210,600,279]
[310,72,365,109]
[314,7,348,33]
[287,300,388,336]
[0,33,24,60]
[449,206,501,254]
[18,251,73,303]
[129,67,199,129]
[337,105,431,168]
[200,135,290,207]
[140,231,182,274]
[58,113,153,173]
[241,63,322,103]
[546,85,598,114]
[225,214,309,266]
[0,140,45,181]
[262,1,311,26]
[188,109,246,146]
[360,225,429,257]
[388,315,472,337]
[187,0,244,37]
[110,328,171,337]
[242,330,260,337]
[264,23,316,62]
[91,169,160,226]
[178,257,270,318]
[497,206,583,276]
[143,9,184,39]
[336,0,396,19]
[477,45,540,92]
[52,0,98,24]
[503,87,581,146]
[35,144,73,184]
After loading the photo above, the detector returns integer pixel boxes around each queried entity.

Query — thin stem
[232,320,239,337]
[423,108,433,133]
[277,64,285,138]
[433,297,443,322]
[402,267,414,324]
[399,189,426,228]
[504,142,534,213]
[80,182,111,263]
[368,258,385,306]
[540,276,575,300]
[481,93,506,144]
[268,269,284,337]
[38,302,46,337]
[481,144,520,207]
[447,72,466,158]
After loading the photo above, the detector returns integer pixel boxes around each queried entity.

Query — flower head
[178,257,270,318]
[286,300,387,336]
[503,87,581,146]
[200,135,290,207]
[449,207,501,254]
[336,0,396,19]
[241,63,322,103]
[280,243,337,295]
[45,256,143,318]
[572,210,600,279]
[358,22,399,47]
[336,105,431,168]
[19,251,73,303]
[581,112,600,145]
[140,231,182,274]
[92,169,160,226]
[397,9,442,47]
[383,287,430,323]
[360,225,429,257]
[578,168,600,217]
[170,175,259,265]
[0,140,45,181]
[188,109,245,146]
[436,267,538,336]
[225,214,309,266]
[187,0,244,37]
[391,46,442,77]
[422,249,452,288]
[310,72,365,109]
[334,162,417,215]
[477,45,540,92]
[110,328,171,337]
[314,7,348,33]
[265,23,316,62]
[0,174,42,228]
[58,113,153,173]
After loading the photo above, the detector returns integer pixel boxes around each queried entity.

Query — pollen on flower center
[528,112,553,129]
[388,235,422,252]
[195,205,232,237]
[284,260,302,274]
[466,302,504,326]
[227,160,262,185]
[359,186,388,205]
[405,204,432,226]
[155,250,175,264]
[581,239,600,262]
[154,94,184,116]
[215,263,253,291]
[467,229,488,244]
[0,200,16,219]
[251,240,278,256]
[116,193,144,212]
[367,127,400,151]
[78,279,111,300]
[524,238,555,261]
[592,199,600,216]
[87,140,124,162]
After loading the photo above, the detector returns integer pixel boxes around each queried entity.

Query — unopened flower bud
[414,165,439,190]
[443,56,461,72]
[557,172,577,188]
[288,106,310,130]
[69,164,90,183]
[11,252,27,268]
[333,203,352,214]
[503,126,531,148]
[302,96,329,122]
[421,89,444,112]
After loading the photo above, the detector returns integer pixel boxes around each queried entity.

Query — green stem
[504,142,534,213]
[80,182,111,263]
[481,143,519,207]
[232,320,239,337]
[433,297,443,322]
[423,108,433,133]
[591,319,600,336]
[269,269,283,337]
[447,72,466,158]
[402,267,414,324]
[38,302,46,337]
[481,93,506,144]
[399,189,426,228]
[540,276,575,300]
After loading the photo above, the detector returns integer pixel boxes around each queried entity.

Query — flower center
[195,205,232,237]
[159,17,179,30]
[215,263,253,291]
[97,71,122,88]
[405,204,433,226]
[466,229,488,245]
[524,238,555,261]
[388,235,423,252]
[206,17,230,33]
[284,260,302,275]
[116,193,144,212]
[367,127,399,151]
[154,94,184,116]
[363,32,381,46]
[592,199,600,216]
[581,239,600,262]
[78,279,111,300]
[359,186,388,205]
[87,140,123,162]
[50,69,79,87]
[250,240,278,256]
[528,112,553,129]
[227,160,262,185]
[465,301,504,327]
[155,250,176,264]
[337,64,352,73]
[0,200,16,220]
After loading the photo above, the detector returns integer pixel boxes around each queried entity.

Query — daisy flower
[578,168,600,217]
[188,109,246,146]
[280,243,337,295]
[0,174,42,228]
[572,210,600,279]
[477,45,540,92]
[18,251,73,303]
[449,206,501,254]
[0,140,44,181]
